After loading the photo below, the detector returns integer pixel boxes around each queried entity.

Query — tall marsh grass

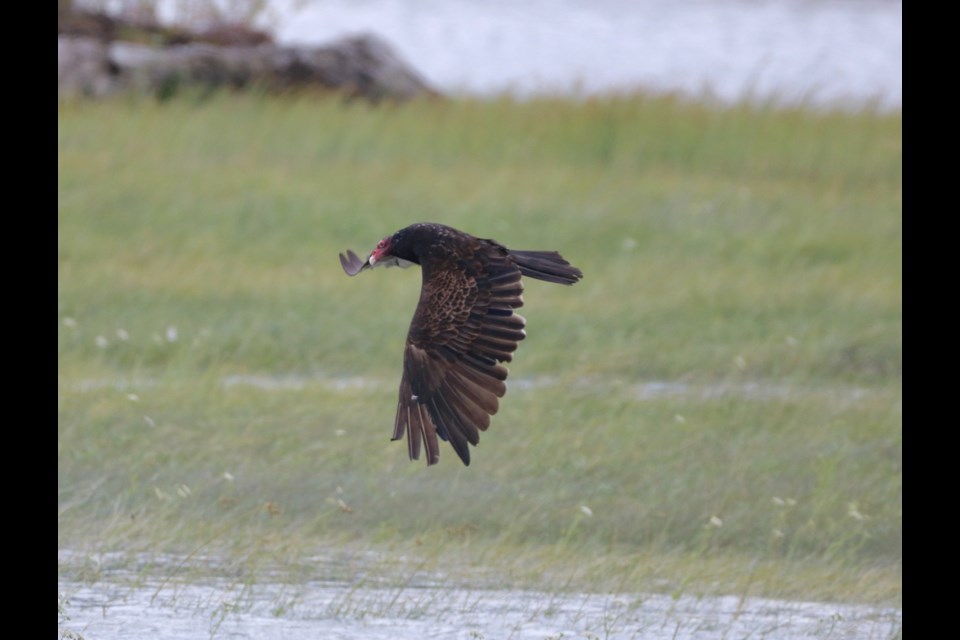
[58,93,901,606]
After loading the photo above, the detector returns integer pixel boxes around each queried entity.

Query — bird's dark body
[340,222,582,466]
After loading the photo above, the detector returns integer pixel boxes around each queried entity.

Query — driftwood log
[58,32,439,102]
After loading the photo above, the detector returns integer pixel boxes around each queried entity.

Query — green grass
[58,93,901,608]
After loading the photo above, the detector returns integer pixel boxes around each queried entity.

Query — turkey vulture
[339,222,582,466]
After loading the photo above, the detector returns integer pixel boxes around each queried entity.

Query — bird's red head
[369,236,393,266]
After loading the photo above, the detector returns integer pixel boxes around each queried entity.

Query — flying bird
[339,222,582,466]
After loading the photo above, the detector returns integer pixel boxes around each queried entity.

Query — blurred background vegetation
[59,0,901,614]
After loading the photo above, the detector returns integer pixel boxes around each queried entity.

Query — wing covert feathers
[394,248,527,466]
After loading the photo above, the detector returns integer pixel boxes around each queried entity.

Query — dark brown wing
[393,246,526,465]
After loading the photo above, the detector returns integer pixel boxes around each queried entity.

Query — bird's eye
[377,240,387,249]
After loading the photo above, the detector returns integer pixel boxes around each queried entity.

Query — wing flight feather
[393,248,526,465]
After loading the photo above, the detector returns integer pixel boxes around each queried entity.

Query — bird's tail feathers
[508,250,583,285]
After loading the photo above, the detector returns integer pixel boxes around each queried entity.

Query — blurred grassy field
[58,93,901,606]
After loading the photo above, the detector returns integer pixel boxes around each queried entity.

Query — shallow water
[58,554,901,640]
[71,372,890,410]
[263,0,902,110]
